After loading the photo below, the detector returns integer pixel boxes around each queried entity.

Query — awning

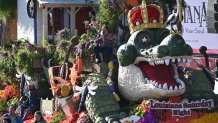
[37,0,99,8]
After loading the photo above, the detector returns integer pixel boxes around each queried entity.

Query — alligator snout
[143,34,193,58]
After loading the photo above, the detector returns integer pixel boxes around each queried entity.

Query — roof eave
[37,0,98,8]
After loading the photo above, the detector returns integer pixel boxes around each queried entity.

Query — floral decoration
[0,85,20,100]
[190,112,218,123]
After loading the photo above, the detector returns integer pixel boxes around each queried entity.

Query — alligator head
[117,28,193,101]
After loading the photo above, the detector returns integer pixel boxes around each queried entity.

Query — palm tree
[0,0,17,41]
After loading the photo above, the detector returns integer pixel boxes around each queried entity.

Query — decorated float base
[1,0,218,122]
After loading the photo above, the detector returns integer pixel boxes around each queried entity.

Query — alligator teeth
[163,83,168,90]
[182,58,186,63]
[172,59,176,63]
[187,58,192,63]
[149,62,155,66]
[154,61,158,65]
[145,78,148,82]
[174,86,178,90]
[147,80,150,84]
[177,58,181,63]
[165,59,170,66]
[169,86,173,90]
[152,81,156,85]
[155,82,158,87]
[160,60,164,64]
[158,84,162,89]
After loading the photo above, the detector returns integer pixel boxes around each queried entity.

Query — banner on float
[181,0,218,54]
[149,99,214,117]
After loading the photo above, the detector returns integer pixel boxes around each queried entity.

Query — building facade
[17,0,98,44]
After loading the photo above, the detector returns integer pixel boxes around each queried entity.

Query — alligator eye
[141,37,148,43]
[135,30,152,48]
[138,34,150,44]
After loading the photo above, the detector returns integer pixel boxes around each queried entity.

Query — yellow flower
[190,113,218,123]
[0,90,3,95]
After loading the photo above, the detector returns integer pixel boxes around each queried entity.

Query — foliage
[54,39,71,63]
[56,28,72,41]
[0,28,74,82]
[50,111,67,123]
[42,28,75,65]
[0,0,17,21]
[42,38,53,47]
[0,39,48,80]
[79,34,89,44]
[0,57,16,82]
[14,48,36,76]
[0,97,7,111]
[75,31,97,67]
[0,40,20,83]
[7,98,19,108]
[97,0,119,32]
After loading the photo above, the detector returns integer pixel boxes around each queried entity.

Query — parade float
[1,0,218,123]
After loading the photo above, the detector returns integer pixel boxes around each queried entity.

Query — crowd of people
[1,106,46,123]
[0,83,46,123]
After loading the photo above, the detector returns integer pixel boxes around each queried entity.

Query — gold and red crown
[128,0,164,34]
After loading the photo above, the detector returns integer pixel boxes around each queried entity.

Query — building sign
[182,0,218,54]
[149,99,214,117]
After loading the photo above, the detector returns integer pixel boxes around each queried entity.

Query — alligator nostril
[149,49,153,52]
[140,49,145,52]
[145,52,149,55]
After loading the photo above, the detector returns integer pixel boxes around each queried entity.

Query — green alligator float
[117,30,192,101]
[71,0,218,122]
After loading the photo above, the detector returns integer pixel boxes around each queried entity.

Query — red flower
[0,85,20,100]
[169,96,182,103]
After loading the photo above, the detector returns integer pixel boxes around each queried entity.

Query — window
[48,8,64,35]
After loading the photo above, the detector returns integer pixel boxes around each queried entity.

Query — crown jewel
[128,0,164,34]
